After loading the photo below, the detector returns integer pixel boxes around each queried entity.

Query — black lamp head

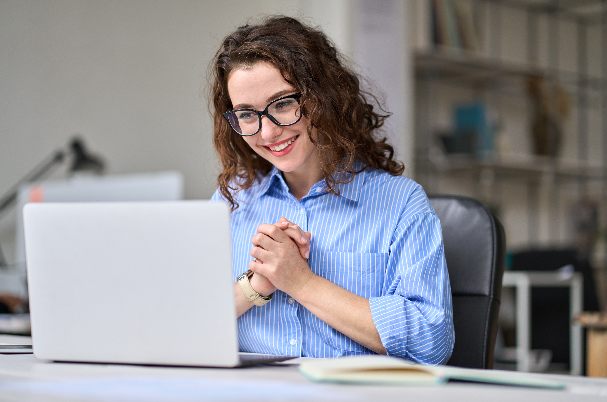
[68,137,105,175]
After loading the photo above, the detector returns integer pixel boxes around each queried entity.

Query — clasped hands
[248,217,313,298]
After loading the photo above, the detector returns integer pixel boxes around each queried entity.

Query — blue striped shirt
[212,166,454,364]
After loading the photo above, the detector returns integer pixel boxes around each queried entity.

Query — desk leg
[515,277,531,372]
[571,277,583,375]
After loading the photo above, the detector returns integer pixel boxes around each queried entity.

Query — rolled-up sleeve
[369,211,454,364]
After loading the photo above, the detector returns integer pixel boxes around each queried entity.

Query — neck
[283,166,323,200]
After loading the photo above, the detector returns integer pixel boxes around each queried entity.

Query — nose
[258,115,281,142]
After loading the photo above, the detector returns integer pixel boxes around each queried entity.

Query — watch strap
[237,270,272,307]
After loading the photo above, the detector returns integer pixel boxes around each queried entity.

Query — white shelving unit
[410,0,607,250]
[409,0,607,374]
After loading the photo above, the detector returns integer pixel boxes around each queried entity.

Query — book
[409,0,431,51]
[299,355,565,389]
[432,0,462,49]
[454,0,480,52]
[443,0,462,49]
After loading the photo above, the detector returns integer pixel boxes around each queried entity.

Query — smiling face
[226,62,321,192]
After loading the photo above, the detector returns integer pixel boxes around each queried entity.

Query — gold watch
[237,270,272,307]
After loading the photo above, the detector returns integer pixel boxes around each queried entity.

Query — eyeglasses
[223,93,303,136]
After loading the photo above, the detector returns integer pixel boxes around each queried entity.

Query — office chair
[430,195,506,369]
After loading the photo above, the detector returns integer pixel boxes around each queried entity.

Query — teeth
[269,137,296,152]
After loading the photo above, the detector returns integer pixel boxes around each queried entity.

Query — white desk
[0,354,606,401]
[502,271,583,375]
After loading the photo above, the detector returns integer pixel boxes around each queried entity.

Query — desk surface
[0,355,606,402]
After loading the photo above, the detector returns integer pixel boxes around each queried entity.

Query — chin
[272,160,302,173]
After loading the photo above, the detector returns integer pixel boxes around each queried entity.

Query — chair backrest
[430,195,506,369]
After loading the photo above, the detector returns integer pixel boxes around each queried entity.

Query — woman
[210,16,453,364]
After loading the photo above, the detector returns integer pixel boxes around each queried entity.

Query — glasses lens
[225,110,259,136]
[233,110,260,135]
[268,96,301,125]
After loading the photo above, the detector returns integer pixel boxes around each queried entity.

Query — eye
[272,98,297,111]
[235,110,256,121]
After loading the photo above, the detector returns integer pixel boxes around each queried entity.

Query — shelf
[485,0,607,24]
[417,152,606,181]
[414,49,606,92]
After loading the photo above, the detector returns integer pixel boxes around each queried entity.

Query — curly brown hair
[210,15,404,210]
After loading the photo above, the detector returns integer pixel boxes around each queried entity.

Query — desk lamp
[0,136,105,220]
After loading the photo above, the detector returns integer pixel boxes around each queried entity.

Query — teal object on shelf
[454,102,494,157]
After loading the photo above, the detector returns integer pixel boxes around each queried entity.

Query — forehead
[227,62,294,107]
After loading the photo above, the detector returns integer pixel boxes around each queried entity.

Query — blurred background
[1,0,605,374]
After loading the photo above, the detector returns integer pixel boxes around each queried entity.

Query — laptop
[23,201,288,367]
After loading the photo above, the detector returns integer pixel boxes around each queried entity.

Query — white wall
[350,0,412,177]
[0,0,411,263]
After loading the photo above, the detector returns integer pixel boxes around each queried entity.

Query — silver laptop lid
[23,201,239,367]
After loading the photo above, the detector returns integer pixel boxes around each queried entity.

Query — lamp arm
[0,150,65,216]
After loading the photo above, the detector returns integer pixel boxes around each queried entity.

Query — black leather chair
[430,195,506,369]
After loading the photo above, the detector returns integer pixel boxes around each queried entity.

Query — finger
[250,245,270,262]
[277,220,307,243]
[257,223,288,242]
[249,258,267,277]
[276,217,300,230]
[277,220,290,229]
[251,232,278,250]
[281,226,308,245]
[302,231,311,259]
[275,227,310,259]
[249,257,261,270]
[300,244,310,260]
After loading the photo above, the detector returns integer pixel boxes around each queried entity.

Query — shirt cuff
[369,295,454,364]
[369,295,409,359]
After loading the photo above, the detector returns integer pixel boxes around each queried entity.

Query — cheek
[242,136,259,150]
[292,116,313,139]
[242,137,269,159]
[302,124,317,145]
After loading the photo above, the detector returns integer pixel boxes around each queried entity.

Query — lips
[265,135,299,155]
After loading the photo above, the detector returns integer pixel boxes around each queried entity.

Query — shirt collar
[334,167,366,202]
[258,167,289,198]
[257,163,367,202]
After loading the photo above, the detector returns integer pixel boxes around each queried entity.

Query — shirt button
[288,298,295,304]
[289,339,297,346]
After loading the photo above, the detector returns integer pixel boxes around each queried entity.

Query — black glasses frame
[223,93,303,136]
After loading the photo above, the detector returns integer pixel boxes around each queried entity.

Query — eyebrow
[232,89,297,110]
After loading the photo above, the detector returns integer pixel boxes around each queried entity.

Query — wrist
[250,273,275,297]
[288,270,317,301]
